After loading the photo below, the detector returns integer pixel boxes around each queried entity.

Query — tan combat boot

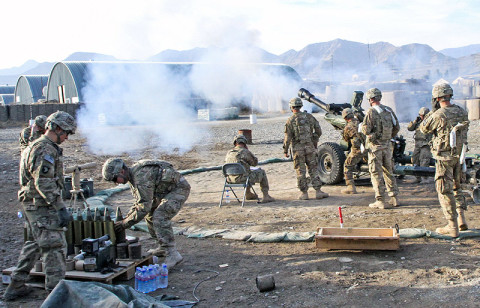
[245,187,258,200]
[165,246,184,269]
[341,184,357,195]
[369,200,393,209]
[457,209,468,231]
[260,190,275,203]
[390,196,400,207]
[3,279,32,301]
[436,220,459,237]
[147,246,167,257]
[315,189,329,199]
[298,191,309,200]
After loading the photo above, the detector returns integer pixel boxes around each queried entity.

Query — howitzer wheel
[317,142,346,185]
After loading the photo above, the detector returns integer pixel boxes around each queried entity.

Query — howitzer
[298,88,365,130]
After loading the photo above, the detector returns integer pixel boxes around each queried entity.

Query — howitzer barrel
[394,165,435,177]
[298,88,351,115]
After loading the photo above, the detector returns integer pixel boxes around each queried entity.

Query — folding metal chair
[219,163,258,207]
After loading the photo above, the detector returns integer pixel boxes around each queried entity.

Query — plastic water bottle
[144,266,153,293]
[159,263,168,288]
[154,264,161,290]
[225,189,231,203]
[135,267,141,291]
[137,268,145,293]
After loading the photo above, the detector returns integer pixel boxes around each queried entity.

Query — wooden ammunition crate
[315,227,400,251]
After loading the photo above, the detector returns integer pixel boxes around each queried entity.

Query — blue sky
[1,0,479,68]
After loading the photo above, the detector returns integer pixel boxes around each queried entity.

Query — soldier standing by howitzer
[19,115,47,152]
[4,111,75,301]
[283,97,329,200]
[102,158,190,269]
[341,108,366,194]
[362,88,400,209]
[225,135,275,203]
[407,107,433,183]
[420,83,469,237]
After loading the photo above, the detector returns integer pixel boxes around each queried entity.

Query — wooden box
[315,227,400,251]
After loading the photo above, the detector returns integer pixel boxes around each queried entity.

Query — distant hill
[0,60,39,76]
[2,43,480,86]
[148,46,280,63]
[63,52,118,62]
[440,44,480,58]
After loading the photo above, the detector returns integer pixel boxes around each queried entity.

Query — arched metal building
[14,75,48,104]
[46,61,302,106]
[0,94,14,105]
[0,85,15,94]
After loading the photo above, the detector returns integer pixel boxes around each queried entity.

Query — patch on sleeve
[44,154,54,164]
[42,166,50,174]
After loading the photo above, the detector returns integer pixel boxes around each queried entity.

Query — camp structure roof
[0,85,15,95]
[14,75,48,104]
[0,94,14,105]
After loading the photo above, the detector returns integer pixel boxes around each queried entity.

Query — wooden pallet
[2,255,153,285]
[315,227,400,251]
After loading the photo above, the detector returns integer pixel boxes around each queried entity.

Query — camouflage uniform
[342,118,366,186]
[420,105,469,229]
[122,160,190,249]
[19,115,47,152]
[12,135,67,291]
[362,104,400,206]
[225,145,269,191]
[283,111,323,193]
[407,115,432,181]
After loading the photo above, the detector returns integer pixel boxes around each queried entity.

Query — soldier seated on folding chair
[224,135,275,203]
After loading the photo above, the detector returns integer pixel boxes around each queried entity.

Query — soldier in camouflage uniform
[102,158,190,269]
[407,107,432,183]
[4,111,75,301]
[341,108,366,194]
[283,97,328,200]
[225,135,275,203]
[19,115,47,152]
[420,83,469,237]
[362,88,400,209]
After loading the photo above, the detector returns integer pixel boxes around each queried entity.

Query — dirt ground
[1,113,480,308]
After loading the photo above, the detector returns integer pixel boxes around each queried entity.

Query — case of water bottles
[135,263,168,293]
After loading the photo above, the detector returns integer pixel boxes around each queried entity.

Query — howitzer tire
[317,142,346,185]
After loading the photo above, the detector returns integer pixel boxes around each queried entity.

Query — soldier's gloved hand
[416,116,422,123]
[114,221,125,233]
[57,207,72,228]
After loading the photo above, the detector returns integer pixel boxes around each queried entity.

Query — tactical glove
[57,207,72,228]
[114,221,126,233]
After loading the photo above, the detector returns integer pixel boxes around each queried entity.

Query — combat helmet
[102,158,125,181]
[46,111,76,134]
[366,88,382,100]
[233,134,248,145]
[432,83,453,99]
[289,97,303,108]
[342,108,354,119]
[34,115,47,129]
[418,107,430,116]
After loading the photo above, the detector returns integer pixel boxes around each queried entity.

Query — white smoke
[78,62,202,155]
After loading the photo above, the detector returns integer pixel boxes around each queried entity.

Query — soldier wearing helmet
[341,108,366,194]
[283,97,328,200]
[362,88,400,209]
[407,106,432,183]
[225,135,275,203]
[102,157,190,269]
[420,83,469,237]
[5,111,76,300]
[19,115,48,152]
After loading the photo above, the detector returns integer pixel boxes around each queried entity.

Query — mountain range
[1,40,480,85]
